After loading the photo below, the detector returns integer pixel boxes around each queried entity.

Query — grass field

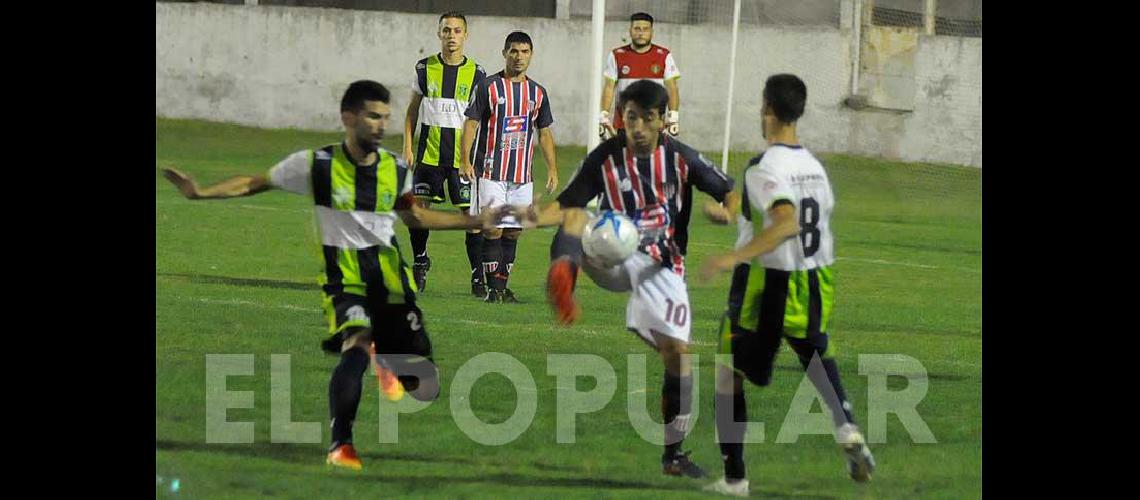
[155,117,981,498]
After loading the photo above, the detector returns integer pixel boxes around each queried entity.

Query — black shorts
[413,163,472,207]
[320,293,433,360]
[717,264,834,387]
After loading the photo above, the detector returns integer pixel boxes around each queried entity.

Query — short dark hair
[504,31,532,51]
[763,74,807,123]
[618,80,669,117]
[439,11,466,27]
[340,80,390,112]
[631,12,654,24]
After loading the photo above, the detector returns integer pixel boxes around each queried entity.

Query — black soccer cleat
[471,281,486,298]
[500,288,519,303]
[413,257,431,292]
[662,451,707,479]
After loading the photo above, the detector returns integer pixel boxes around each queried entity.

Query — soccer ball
[582,211,640,267]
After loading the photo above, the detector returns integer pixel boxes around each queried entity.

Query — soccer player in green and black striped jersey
[162,81,500,472]
[402,11,488,296]
[698,74,876,496]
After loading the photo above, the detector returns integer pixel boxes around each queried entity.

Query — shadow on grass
[155,439,580,473]
[157,272,315,291]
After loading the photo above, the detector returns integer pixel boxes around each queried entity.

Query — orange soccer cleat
[546,258,581,325]
[326,443,363,471]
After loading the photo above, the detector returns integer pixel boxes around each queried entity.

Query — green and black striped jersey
[267,142,418,303]
[413,54,486,169]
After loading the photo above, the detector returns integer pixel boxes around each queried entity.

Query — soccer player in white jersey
[698,74,875,496]
[511,80,740,479]
[161,81,500,471]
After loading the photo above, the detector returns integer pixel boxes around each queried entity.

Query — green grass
[155,117,981,498]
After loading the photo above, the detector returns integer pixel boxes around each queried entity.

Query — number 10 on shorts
[664,299,688,327]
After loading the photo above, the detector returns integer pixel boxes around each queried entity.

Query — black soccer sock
[501,236,518,287]
[328,346,370,450]
[410,228,430,264]
[662,372,693,457]
[549,227,584,265]
[715,390,748,481]
[465,232,483,283]
[482,237,504,291]
[788,337,855,427]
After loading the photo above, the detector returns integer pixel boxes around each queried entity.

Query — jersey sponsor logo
[438,101,459,114]
[621,65,631,75]
[503,116,529,133]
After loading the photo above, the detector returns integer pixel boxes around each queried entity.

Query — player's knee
[786,333,830,365]
[341,328,372,353]
[562,208,590,236]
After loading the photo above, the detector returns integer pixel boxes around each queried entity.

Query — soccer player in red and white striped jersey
[460,31,558,303]
[512,80,740,479]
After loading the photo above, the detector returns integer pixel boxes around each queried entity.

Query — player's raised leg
[546,208,591,324]
[785,332,875,482]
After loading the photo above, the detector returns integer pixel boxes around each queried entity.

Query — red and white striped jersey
[465,71,554,184]
[557,135,733,276]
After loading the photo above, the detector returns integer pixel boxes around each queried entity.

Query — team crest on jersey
[621,65,630,75]
[497,96,507,105]
[458,83,469,97]
[381,191,394,207]
[651,64,661,74]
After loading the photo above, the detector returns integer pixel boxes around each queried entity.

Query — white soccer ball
[582,211,640,267]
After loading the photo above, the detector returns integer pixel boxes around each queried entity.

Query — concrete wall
[156,3,981,167]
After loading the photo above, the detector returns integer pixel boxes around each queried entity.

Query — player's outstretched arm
[538,127,559,194]
[508,202,565,229]
[698,202,798,282]
[161,168,272,200]
[398,200,501,232]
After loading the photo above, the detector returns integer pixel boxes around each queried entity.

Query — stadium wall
[156,3,982,167]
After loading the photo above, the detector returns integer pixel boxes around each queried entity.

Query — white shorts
[582,252,691,346]
[472,178,533,228]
